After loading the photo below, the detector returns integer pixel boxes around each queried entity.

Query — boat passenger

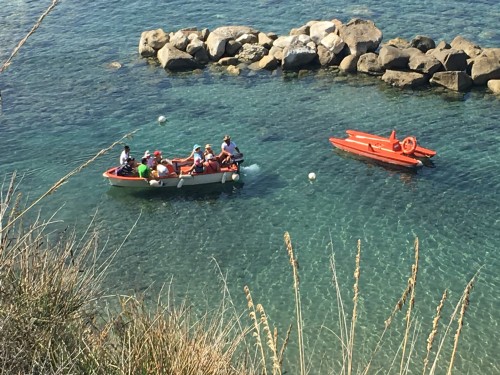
[203,153,220,173]
[120,145,131,165]
[117,157,134,176]
[143,150,156,169]
[183,144,205,174]
[204,144,218,161]
[137,158,151,179]
[219,135,243,165]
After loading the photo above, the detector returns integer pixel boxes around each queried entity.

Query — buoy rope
[1,129,139,234]
[0,0,60,74]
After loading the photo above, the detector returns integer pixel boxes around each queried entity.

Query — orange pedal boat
[329,130,436,168]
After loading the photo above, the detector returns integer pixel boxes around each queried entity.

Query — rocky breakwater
[139,19,500,94]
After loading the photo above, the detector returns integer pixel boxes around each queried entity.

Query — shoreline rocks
[138,19,500,94]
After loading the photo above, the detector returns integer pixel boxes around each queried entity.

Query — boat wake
[240,164,260,178]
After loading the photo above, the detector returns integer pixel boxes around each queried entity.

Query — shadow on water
[106,181,245,203]
[332,149,437,175]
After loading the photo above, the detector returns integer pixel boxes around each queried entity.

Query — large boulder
[381,70,428,88]
[205,26,258,60]
[378,45,410,69]
[139,29,169,57]
[258,55,279,70]
[357,52,384,75]
[309,21,336,44]
[450,36,482,58]
[237,44,268,62]
[186,37,204,55]
[471,48,500,85]
[410,35,436,53]
[170,30,189,51]
[282,39,317,70]
[487,79,500,94]
[339,55,359,73]
[258,32,274,49]
[430,48,468,71]
[430,71,473,92]
[320,33,345,54]
[157,43,200,71]
[408,51,442,75]
[338,19,382,56]
[384,37,411,49]
[317,45,343,66]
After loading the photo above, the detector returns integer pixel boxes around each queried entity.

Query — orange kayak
[329,130,436,168]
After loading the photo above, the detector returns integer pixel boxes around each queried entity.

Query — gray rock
[471,48,500,85]
[259,55,279,70]
[309,21,336,44]
[430,48,468,71]
[339,55,359,73]
[236,33,258,45]
[450,36,482,58]
[186,38,204,55]
[381,70,428,88]
[410,35,436,53]
[320,33,345,54]
[378,45,410,69]
[170,30,189,51]
[357,52,384,75]
[193,48,209,64]
[205,26,258,60]
[237,44,268,62]
[225,40,242,56]
[157,43,200,71]
[408,52,442,75]
[430,71,473,91]
[339,19,383,56]
[282,40,317,70]
[218,56,240,66]
[384,37,411,49]
[487,79,500,94]
[290,25,310,36]
[139,29,169,57]
[258,32,274,49]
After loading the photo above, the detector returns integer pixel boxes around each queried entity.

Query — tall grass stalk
[422,289,447,375]
[284,231,306,375]
[400,238,419,374]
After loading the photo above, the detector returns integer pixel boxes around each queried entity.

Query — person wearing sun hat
[204,144,217,160]
[220,135,242,164]
[182,144,205,174]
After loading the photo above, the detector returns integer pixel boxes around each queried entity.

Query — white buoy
[149,180,161,187]
[177,179,184,188]
[158,115,167,123]
[221,172,227,184]
[308,172,316,181]
[232,173,240,181]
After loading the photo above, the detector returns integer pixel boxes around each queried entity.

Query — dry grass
[0,170,480,375]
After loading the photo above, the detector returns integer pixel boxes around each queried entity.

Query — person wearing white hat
[203,153,221,173]
[220,135,243,165]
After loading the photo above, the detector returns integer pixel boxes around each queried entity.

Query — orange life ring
[402,136,417,154]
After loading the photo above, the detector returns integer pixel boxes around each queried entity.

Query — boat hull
[103,165,240,188]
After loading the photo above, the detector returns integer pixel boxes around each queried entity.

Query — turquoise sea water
[1,1,499,374]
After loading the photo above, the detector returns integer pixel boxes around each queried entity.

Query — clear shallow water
[1,1,499,374]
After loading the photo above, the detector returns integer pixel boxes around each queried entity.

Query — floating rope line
[0,0,60,74]
[1,129,139,234]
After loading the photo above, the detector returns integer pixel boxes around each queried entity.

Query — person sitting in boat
[120,145,134,166]
[219,135,243,165]
[182,144,205,174]
[204,144,218,161]
[203,153,220,173]
[137,157,151,179]
[155,159,176,177]
[143,150,156,169]
[116,157,134,176]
